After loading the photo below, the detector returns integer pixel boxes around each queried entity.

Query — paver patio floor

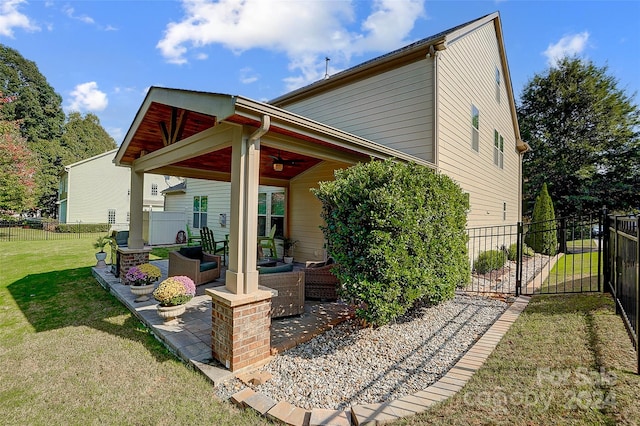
[92,260,353,385]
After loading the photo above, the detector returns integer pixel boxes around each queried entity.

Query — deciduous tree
[518,57,640,217]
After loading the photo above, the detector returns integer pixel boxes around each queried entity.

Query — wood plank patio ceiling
[122,102,367,181]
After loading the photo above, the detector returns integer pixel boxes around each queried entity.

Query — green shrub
[55,223,111,233]
[474,250,507,274]
[506,243,534,261]
[312,159,469,326]
[525,183,558,255]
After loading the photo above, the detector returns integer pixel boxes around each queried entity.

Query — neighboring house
[271,12,528,228]
[57,149,180,227]
[162,178,287,255]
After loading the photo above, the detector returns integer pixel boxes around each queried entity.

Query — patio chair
[304,258,339,300]
[168,246,221,286]
[186,223,201,246]
[200,226,227,266]
[258,224,278,258]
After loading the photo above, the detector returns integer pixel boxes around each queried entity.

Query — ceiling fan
[270,151,305,171]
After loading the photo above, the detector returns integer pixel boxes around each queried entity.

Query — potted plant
[93,235,112,268]
[281,238,299,264]
[153,276,196,322]
[125,263,161,302]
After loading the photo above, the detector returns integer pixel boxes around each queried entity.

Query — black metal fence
[0,219,110,242]
[604,214,639,374]
[464,215,602,297]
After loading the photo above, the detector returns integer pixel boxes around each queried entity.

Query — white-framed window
[151,183,158,196]
[258,191,285,238]
[108,209,116,225]
[494,130,504,169]
[503,202,507,221]
[495,66,501,104]
[471,105,479,152]
[193,196,208,228]
[463,192,471,213]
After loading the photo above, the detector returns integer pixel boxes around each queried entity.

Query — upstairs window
[471,105,479,152]
[151,183,158,196]
[193,196,208,228]
[495,67,501,104]
[494,130,504,169]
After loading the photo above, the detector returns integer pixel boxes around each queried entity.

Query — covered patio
[115,87,430,371]
[91,260,353,384]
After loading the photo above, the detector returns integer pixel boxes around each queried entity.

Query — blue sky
[1,0,639,144]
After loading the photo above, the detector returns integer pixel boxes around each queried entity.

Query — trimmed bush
[506,243,534,261]
[312,159,469,326]
[473,250,507,274]
[525,183,558,255]
[55,223,111,233]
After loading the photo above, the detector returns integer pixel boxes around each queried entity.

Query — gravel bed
[216,294,508,410]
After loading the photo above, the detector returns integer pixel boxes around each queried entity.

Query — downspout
[249,114,271,142]
[516,139,531,220]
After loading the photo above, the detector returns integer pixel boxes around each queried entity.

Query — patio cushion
[258,263,294,274]
[199,261,218,272]
[179,246,203,260]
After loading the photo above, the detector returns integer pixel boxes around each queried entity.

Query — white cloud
[62,4,95,24]
[0,0,40,37]
[157,0,425,90]
[544,32,590,67]
[67,82,108,112]
[239,67,259,84]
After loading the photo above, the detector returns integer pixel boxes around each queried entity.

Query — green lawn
[397,293,639,425]
[1,237,637,425]
[0,237,267,425]
[542,252,602,292]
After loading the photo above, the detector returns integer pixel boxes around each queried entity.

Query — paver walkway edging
[230,296,531,426]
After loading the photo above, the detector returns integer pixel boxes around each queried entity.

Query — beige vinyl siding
[282,60,435,162]
[164,178,286,243]
[64,150,175,226]
[288,160,351,263]
[164,178,231,240]
[436,21,520,228]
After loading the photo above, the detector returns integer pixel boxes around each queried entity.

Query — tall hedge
[312,159,470,326]
[525,182,558,255]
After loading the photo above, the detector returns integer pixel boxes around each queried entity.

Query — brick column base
[206,287,273,371]
[117,247,152,283]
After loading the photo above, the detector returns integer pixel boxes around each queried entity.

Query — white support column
[128,169,145,249]
[225,127,261,294]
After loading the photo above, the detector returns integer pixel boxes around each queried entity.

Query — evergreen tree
[525,183,558,255]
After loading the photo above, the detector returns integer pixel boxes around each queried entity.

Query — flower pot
[129,283,155,302]
[156,304,186,323]
[95,251,107,268]
[283,256,294,264]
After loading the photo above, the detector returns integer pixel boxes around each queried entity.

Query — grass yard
[1,237,637,425]
[542,251,602,293]
[0,236,267,425]
[398,293,639,425]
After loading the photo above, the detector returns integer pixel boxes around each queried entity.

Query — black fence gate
[465,214,603,297]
